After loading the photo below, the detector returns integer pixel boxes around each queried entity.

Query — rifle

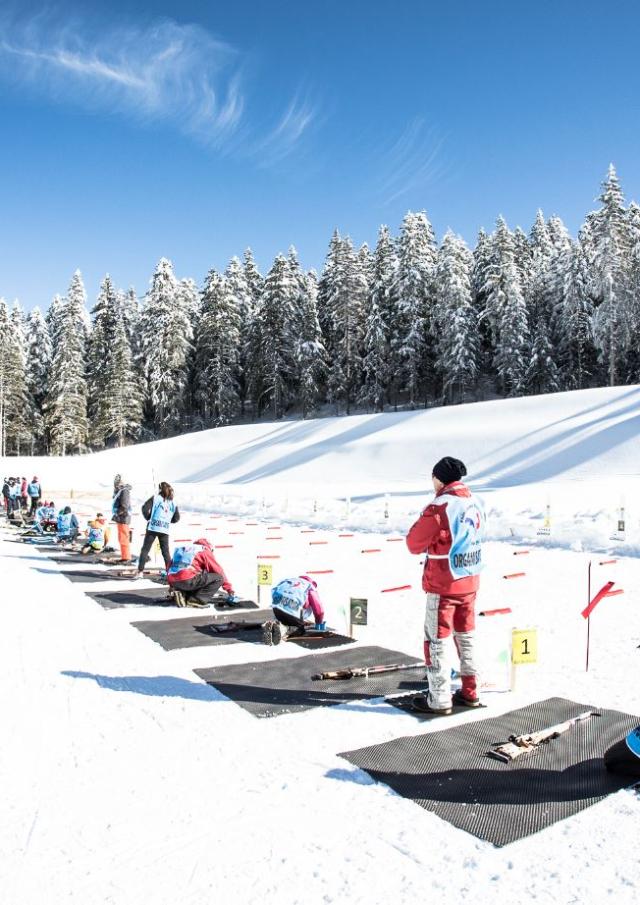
[209,620,264,634]
[490,710,600,762]
[311,662,423,681]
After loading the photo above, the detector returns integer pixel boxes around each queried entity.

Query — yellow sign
[257,563,273,586]
[511,628,538,665]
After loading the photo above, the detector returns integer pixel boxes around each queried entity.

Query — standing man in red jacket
[406,456,486,715]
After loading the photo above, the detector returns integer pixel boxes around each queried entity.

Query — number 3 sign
[257,564,273,586]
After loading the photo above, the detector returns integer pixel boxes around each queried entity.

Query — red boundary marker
[381,584,412,593]
[215,544,234,549]
[503,572,526,579]
[513,550,530,556]
[306,569,334,575]
[245,522,258,526]
[229,531,245,535]
[256,555,280,559]
[582,581,622,619]
[385,538,403,543]
[174,538,191,542]
[265,537,283,541]
[338,534,354,538]
[268,526,282,530]
[599,559,617,565]
[479,607,512,616]
[309,541,328,545]
[301,530,316,534]
[362,548,381,554]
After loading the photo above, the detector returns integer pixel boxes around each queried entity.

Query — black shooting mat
[87,587,176,609]
[132,609,275,650]
[194,646,426,719]
[60,568,168,584]
[284,632,355,650]
[339,697,640,847]
[387,693,487,720]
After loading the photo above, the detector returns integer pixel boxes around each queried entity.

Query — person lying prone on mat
[166,538,238,607]
[56,506,79,544]
[271,576,326,632]
[81,513,111,554]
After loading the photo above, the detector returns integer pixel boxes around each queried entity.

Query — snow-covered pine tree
[88,275,142,446]
[316,229,342,344]
[359,225,398,411]
[43,273,90,454]
[323,235,367,414]
[433,232,479,403]
[67,269,92,346]
[557,240,597,389]
[296,270,327,417]
[252,254,296,419]
[471,227,494,380]
[194,269,241,425]
[138,258,193,436]
[119,287,141,346]
[0,301,34,454]
[590,165,632,385]
[482,217,529,396]
[46,293,65,355]
[225,256,254,416]
[105,310,144,446]
[523,212,560,395]
[243,248,264,309]
[24,306,51,450]
[395,211,437,406]
[624,201,640,381]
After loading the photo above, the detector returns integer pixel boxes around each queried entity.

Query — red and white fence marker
[381,584,412,593]
[503,572,526,580]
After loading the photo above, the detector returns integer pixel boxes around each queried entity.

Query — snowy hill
[5,384,640,552]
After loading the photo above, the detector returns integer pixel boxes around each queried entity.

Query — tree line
[0,165,636,456]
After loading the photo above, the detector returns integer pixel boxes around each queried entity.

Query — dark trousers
[29,497,40,515]
[171,571,224,603]
[273,607,309,630]
[138,530,171,571]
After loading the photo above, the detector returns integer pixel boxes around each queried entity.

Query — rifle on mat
[209,620,264,634]
[312,662,422,681]
[489,710,600,762]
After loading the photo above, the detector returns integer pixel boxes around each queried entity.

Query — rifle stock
[311,662,422,681]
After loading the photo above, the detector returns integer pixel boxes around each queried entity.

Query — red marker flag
[581,581,623,619]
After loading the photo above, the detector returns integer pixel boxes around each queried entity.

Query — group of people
[2,476,41,516]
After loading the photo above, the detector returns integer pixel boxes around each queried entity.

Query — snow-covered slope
[7,384,640,492]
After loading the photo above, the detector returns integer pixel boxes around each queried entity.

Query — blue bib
[88,526,104,545]
[28,483,40,497]
[148,495,175,534]
[57,512,72,535]
[271,578,312,619]
[627,727,640,760]
[169,544,201,575]
[438,493,486,580]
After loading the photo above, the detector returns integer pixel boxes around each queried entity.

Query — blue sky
[2,1,640,310]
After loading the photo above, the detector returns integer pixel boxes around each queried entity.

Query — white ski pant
[423,591,478,708]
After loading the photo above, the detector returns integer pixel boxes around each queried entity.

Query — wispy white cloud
[374,117,451,205]
[254,91,319,166]
[0,15,245,146]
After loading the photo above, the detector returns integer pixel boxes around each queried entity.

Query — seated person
[33,501,57,534]
[268,575,326,643]
[56,506,80,544]
[81,513,110,554]
[167,537,237,608]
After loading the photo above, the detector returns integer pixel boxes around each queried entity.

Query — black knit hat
[432,456,467,485]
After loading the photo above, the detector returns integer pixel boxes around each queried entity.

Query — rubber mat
[285,632,355,650]
[339,697,639,846]
[132,609,275,650]
[194,646,426,718]
[87,588,175,609]
[59,569,117,582]
[386,692,487,719]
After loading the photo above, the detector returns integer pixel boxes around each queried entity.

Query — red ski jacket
[406,481,481,596]
[167,537,234,593]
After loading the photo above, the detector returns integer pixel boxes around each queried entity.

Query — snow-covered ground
[1,385,639,904]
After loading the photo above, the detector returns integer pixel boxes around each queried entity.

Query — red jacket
[406,481,481,596]
[167,538,233,593]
